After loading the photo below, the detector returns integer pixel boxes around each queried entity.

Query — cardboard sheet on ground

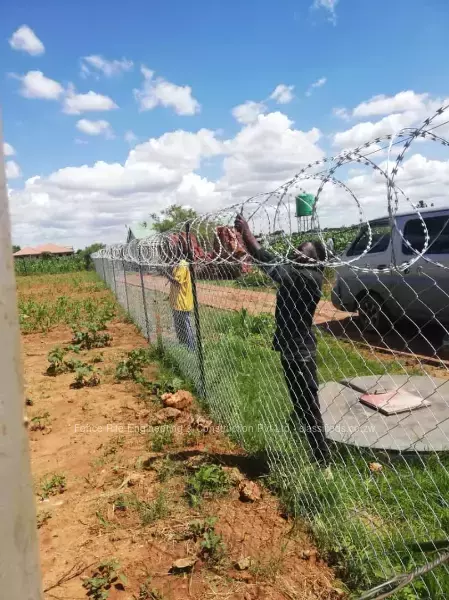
[359,389,431,415]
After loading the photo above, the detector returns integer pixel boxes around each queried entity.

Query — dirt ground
[23,283,346,599]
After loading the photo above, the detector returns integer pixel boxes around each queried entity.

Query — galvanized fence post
[111,255,117,296]
[122,251,130,314]
[138,246,151,343]
[185,221,207,399]
[154,290,163,352]
[102,256,107,283]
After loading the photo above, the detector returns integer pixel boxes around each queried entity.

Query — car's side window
[347,224,391,256]
[402,215,449,255]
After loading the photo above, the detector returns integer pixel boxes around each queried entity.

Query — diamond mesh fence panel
[91,108,449,598]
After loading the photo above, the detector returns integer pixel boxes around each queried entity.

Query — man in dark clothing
[235,214,329,465]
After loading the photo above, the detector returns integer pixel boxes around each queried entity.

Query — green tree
[150,204,198,233]
[12,245,21,253]
[79,243,105,270]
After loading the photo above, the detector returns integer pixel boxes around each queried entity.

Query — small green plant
[115,348,151,382]
[156,458,181,482]
[40,473,66,498]
[71,365,100,389]
[141,375,184,396]
[46,347,67,376]
[188,516,217,539]
[182,429,202,447]
[71,323,112,350]
[91,353,104,364]
[130,491,169,526]
[187,517,225,563]
[65,343,82,354]
[112,494,128,512]
[96,511,114,530]
[37,509,52,529]
[134,580,164,600]
[200,529,226,564]
[46,346,91,376]
[64,357,85,372]
[29,411,51,431]
[186,464,230,506]
[149,427,174,452]
[82,559,127,599]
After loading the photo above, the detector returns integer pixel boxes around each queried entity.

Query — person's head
[293,240,327,266]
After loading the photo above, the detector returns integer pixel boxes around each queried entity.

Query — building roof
[14,244,74,257]
[127,222,155,241]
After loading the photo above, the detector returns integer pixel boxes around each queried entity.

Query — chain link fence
[92,107,449,599]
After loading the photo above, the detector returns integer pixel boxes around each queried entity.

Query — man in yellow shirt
[167,259,195,351]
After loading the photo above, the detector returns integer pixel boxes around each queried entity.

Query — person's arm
[234,214,292,284]
[163,267,181,286]
[234,213,264,258]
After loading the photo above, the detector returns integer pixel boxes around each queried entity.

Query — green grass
[160,304,449,598]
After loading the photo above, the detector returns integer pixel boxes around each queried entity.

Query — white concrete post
[0,118,42,596]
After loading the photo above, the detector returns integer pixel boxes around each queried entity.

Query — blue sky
[3,0,449,247]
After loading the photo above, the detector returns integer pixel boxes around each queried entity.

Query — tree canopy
[150,205,198,233]
[77,243,106,269]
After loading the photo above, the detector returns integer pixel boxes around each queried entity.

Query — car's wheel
[358,292,389,333]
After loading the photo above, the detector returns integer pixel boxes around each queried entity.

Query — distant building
[13,243,74,259]
[126,222,155,243]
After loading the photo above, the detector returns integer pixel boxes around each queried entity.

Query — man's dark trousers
[280,354,329,465]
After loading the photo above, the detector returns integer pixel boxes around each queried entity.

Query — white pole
[0,118,42,596]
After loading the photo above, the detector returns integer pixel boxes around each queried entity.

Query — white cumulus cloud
[312,0,339,25]
[81,55,133,78]
[270,84,295,105]
[7,113,326,247]
[134,66,200,116]
[9,86,449,249]
[306,77,327,97]
[333,112,420,148]
[126,128,223,172]
[76,119,114,138]
[352,91,429,118]
[63,85,118,114]
[333,91,449,148]
[6,161,21,179]
[14,71,64,100]
[4,143,15,157]
[9,25,44,55]
[219,112,324,199]
[232,101,266,124]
